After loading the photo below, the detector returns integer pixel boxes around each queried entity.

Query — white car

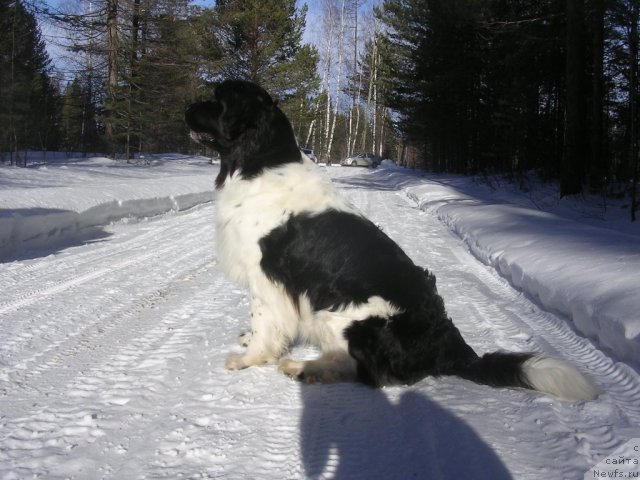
[341,153,381,167]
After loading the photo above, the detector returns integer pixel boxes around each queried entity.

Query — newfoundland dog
[185,80,598,401]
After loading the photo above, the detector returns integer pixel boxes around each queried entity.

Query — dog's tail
[457,351,600,401]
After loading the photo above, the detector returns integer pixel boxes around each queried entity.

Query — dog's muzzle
[190,130,217,146]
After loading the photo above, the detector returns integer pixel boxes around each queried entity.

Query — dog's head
[185,80,301,188]
[185,81,274,154]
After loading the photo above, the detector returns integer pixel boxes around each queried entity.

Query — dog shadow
[298,384,512,480]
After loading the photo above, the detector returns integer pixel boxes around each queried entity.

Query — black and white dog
[185,80,598,401]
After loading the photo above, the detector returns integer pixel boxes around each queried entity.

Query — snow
[0,155,215,260]
[1,156,639,479]
[401,169,640,367]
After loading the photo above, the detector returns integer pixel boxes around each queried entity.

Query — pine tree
[212,0,318,101]
[97,0,203,157]
[60,76,97,153]
[377,0,483,172]
[0,0,60,164]
[378,0,570,177]
[135,0,202,153]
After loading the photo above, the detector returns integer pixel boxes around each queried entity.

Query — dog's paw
[278,357,355,384]
[278,358,304,379]
[238,331,253,347]
[226,353,276,370]
[278,359,325,384]
[225,353,248,370]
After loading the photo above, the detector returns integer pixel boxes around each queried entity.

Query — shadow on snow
[299,383,512,480]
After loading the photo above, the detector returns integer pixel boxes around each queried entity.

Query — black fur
[260,209,534,389]
[185,80,301,188]
[259,210,427,311]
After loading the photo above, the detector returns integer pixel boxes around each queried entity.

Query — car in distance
[340,152,381,167]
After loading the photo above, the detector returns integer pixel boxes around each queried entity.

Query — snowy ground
[1,156,639,479]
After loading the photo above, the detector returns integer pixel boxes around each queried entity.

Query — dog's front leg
[226,280,297,370]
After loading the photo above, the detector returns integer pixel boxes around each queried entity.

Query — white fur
[523,355,600,401]
[217,158,399,370]
[300,296,402,352]
[225,273,299,369]
[216,157,356,287]
[274,296,399,383]
[225,259,400,371]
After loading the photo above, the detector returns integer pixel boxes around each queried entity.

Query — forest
[1,0,640,217]
[0,0,386,166]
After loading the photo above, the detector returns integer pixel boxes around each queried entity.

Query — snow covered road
[1,162,639,479]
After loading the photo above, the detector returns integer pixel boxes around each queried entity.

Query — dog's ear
[257,93,276,109]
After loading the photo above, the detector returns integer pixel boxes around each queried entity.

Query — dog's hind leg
[279,351,357,384]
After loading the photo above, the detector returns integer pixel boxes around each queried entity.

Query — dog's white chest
[215,178,274,286]
[214,160,355,287]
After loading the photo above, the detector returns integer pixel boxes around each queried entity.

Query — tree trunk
[590,0,605,188]
[360,36,375,153]
[105,0,119,153]
[351,88,362,155]
[371,35,379,154]
[125,0,142,162]
[9,0,18,166]
[562,0,586,196]
[320,1,335,161]
[346,0,358,157]
[630,5,639,221]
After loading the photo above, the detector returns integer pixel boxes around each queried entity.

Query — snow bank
[0,156,215,259]
[403,178,640,367]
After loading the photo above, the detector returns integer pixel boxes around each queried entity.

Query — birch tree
[346,0,359,157]
[310,0,365,161]
[325,0,347,160]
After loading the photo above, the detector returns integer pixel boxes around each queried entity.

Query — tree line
[0,0,392,166]
[2,0,640,217]
[377,0,640,217]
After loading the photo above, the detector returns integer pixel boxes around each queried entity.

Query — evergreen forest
[1,0,640,216]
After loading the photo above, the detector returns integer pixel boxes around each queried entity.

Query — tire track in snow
[0,206,217,391]
[412,192,640,425]
[0,207,213,317]
[334,169,640,475]
[0,258,227,478]
[0,249,167,316]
